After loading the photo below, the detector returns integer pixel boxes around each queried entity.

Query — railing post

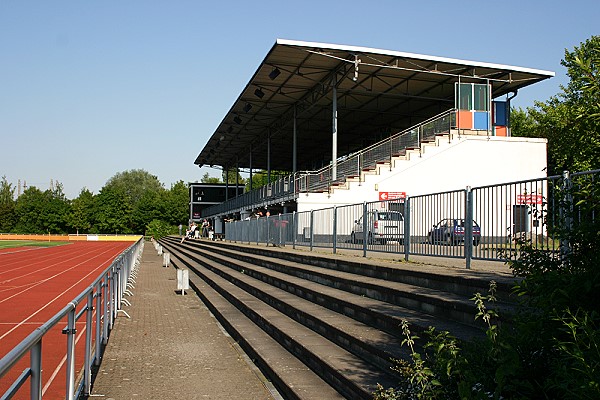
[404,197,410,261]
[103,276,110,344]
[278,214,282,246]
[560,170,573,263]
[310,210,314,251]
[266,215,270,246]
[107,270,115,331]
[465,186,473,269]
[362,202,368,257]
[95,280,103,364]
[358,154,362,185]
[64,306,77,400]
[84,292,94,395]
[292,211,297,249]
[30,341,43,399]
[333,206,337,254]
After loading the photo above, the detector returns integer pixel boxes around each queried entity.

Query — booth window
[456,83,490,111]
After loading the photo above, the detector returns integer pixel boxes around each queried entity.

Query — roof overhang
[195,39,554,171]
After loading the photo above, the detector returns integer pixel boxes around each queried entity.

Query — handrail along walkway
[0,238,144,400]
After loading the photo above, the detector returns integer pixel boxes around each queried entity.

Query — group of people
[244,210,271,220]
[179,219,212,243]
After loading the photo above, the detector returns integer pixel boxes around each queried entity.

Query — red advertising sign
[517,194,543,205]
[378,191,406,201]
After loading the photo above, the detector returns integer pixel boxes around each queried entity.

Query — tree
[132,189,165,233]
[0,176,16,232]
[222,167,245,185]
[94,186,133,234]
[245,169,289,191]
[512,36,600,175]
[66,188,95,234]
[44,182,70,233]
[13,186,69,233]
[104,169,164,205]
[164,180,190,225]
[201,172,221,184]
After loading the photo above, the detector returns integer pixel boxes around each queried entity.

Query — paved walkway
[90,245,277,400]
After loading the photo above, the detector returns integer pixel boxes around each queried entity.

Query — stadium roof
[195,39,554,172]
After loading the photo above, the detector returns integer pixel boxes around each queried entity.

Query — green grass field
[0,240,69,249]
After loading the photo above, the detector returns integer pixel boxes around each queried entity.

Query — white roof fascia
[276,38,555,78]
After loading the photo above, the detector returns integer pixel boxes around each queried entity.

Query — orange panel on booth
[494,126,508,136]
[457,110,473,129]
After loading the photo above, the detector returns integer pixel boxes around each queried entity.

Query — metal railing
[0,238,144,400]
[225,169,599,268]
[202,109,457,217]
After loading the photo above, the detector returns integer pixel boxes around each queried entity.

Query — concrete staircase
[158,237,516,399]
[327,132,452,196]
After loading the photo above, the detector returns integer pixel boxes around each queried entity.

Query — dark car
[428,218,481,246]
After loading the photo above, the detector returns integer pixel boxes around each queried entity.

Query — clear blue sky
[1,1,598,199]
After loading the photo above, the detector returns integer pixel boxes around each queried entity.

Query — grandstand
[193,39,554,229]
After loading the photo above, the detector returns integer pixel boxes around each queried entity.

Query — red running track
[0,241,132,399]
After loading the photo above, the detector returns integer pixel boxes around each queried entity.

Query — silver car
[352,210,404,244]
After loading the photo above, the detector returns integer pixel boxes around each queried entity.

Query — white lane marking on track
[0,247,45,255]
[0,244,125,341]
[0,245,98,283]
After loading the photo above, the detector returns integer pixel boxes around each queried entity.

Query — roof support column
[293,105,297,173]
[249,145,253,191]
[225,167,229,201]
[332,75,338,181]
[267,131,271,183]
[236,158,240,196]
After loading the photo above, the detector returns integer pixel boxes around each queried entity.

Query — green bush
[374,178,600,399]
[145,219,177,239]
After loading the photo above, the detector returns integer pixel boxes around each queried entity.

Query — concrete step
[161,240,395,400]
[197,240,515,301]
[173,239,510,329]
[166,249,346,400]
[159,237,517,399]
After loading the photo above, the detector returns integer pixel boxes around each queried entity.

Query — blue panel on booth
[493,101,507,126]
[474,112,489,130]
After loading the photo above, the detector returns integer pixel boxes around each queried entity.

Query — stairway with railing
[202,109,458,217]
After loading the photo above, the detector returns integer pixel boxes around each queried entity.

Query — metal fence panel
[294,211,312,248]
[409,189,467,259]
[223,169,598,267]
[311,207,335,249]
[472,177,553,261]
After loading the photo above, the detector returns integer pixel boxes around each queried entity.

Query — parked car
[352,210,404,244]
[428,218,481,246]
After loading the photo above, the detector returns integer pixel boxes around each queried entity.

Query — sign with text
[378,191,406,201]
[517,194,543,205]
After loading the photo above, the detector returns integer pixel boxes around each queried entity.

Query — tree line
[0,169,189,237]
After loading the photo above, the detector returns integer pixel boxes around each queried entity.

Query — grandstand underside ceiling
[195,39,554,172]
